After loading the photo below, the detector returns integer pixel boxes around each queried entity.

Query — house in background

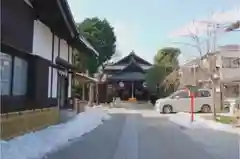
[218,45,240,101]
[1,0,98,139]
[178,45,240,110]
[178,58,202,88]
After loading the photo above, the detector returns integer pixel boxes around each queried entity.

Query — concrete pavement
[44,102,239,159]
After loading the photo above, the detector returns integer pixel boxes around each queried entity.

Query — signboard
[58,70,68,77]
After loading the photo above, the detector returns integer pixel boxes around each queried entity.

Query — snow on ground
[169,112,238,134]
[0,106,111,159]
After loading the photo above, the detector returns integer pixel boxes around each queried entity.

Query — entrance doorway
[58,74,68,108]
[116,81,149,101]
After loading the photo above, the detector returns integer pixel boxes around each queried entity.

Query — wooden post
[88,83,93,106]
[212,81,217,119]
[82,83,85,101]
[96,83,99,105]
[131,81,134,98]
[220,83,224,110]
[190,93,195,122]
[193,66,196,86]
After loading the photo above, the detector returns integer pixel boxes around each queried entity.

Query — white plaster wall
[33,20,54,99]
[33,20,74,99]
[53,35,59,63]
[59,39,68,61]
[32,20,52,61]
[52,35,59,98]
[68,46,72,98]
[53,38,73,98]
[68,74,72,97]
[48,67,52,97]
[52,68,58,98]
[69,46,72,64]
[59,41,73,98]
[48,67,58,98]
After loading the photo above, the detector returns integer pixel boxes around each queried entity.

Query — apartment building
[178,45,240,109]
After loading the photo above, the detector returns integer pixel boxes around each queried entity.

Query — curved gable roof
[108,72,145,81]
[117,58,144,74]
[113,51,152,66]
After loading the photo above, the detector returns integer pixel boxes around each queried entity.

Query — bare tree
[173,20,224,119]
[188,21,219,119]
[170,8,238,118]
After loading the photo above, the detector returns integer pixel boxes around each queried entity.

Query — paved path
[45,103,239,159]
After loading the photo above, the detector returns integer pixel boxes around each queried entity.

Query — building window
[172,91,189,98]
[0,52,28,96]
[0,52,12,95]
[13,57,28,95]
[222,57,240,68]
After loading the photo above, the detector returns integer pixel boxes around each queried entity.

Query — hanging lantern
[142,82,147,87]
[119,81,124,88]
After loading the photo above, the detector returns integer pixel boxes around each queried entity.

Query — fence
[0,107,59,140]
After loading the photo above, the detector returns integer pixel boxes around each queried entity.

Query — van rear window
[198,90,211,97]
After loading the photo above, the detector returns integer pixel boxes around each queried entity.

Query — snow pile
[0,106,110,159]
[169,112,234,133]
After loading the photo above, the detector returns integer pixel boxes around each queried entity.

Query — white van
[155,88,213,113]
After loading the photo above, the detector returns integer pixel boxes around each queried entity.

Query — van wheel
[201,104,211,113]
[162,105,173,114]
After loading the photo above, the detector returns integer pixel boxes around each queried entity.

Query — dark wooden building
[0,0,98,139]
[102,51,152,101]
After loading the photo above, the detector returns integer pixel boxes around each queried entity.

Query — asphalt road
[44,103,239,159]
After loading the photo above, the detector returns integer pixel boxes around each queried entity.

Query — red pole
[190,93,194,122]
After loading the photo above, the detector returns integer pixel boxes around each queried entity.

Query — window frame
[12,56,28,95]
[196,90,211,98]
[0,52,28,96]
[222,57,240,68]
[171,90,189,99]
[0,52,13,95]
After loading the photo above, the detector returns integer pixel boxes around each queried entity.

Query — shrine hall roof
[108,72,145,81]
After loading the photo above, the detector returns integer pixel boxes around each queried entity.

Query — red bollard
[190,93,195,122]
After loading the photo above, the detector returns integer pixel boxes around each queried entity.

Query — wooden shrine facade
[101,51,152,102]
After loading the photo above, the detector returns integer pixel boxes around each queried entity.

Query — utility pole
[199,20,220,119]
[211,74,217,119]
[210,22,218,119]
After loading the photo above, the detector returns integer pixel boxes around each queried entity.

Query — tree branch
[184,21,214,78]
